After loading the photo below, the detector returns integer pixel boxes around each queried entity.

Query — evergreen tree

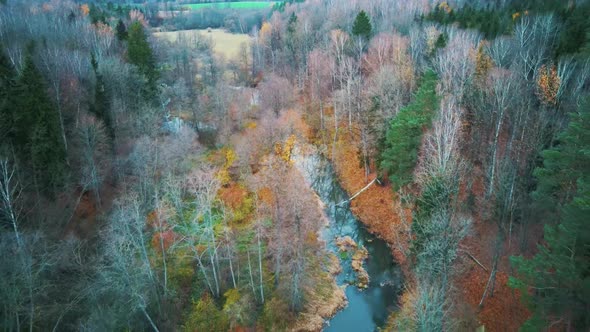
[127,21,158,97]
[116,19,128,41]
[90,54,114,141]
[14,47,66,193]
[352,10,372,40]
[509,98,590,331]
[380,71,439,189]
[89,3,106,25]
[0,46,16,144]
[285,13,298,65]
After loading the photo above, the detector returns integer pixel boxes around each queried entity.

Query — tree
[380,71,439,189]
[127,21,158,97]
[433,29,477,101]
[14,48,66,193]
[183,294,229,332]
[510,98,590,331]
[352,10,372,40]
[90,54,114,141]
[0,159,43,332]
[307,48,333,132]
[75,114,110,207]
[116,19,128,41]
[87,194,161,331]
[258,74,294,115]
[0,46,16,145]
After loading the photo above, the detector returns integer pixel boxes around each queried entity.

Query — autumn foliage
[536,64,560,106]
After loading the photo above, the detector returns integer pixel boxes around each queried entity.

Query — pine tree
[90,54,114,141]
[509,98,590,331]
[14,47,66,193]
[352,10,372,40]
[380,71,439,189]
[88,3,106,25]
[0,46,16,144]
[116,19,128,41]
[127,21,158,97]
[285,13,298,65]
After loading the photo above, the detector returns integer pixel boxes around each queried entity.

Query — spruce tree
[127,21,158,97]
[14,48,66,193]
[116,19,128,41]
[286,13,298,64]
[509,98,590,331]
[380,71,439,189]
[352,10,372,40]
[90,54,114,141]
[0,46,16,144]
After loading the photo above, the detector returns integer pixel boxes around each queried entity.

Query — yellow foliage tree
[260,22,272,44]
[439,1,452,14]
[536,64,560,106]
[282,135,296,162]
[80,4,90,16]
[217,148,237,185]
[475,41,494,84]
[512,12,521,21]
[274,135,296,163]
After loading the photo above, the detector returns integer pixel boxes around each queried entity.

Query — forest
[0,0,589,331]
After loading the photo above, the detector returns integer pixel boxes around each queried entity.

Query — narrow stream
[294,148,402,332]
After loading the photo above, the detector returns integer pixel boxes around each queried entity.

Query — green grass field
[183,1,280,10]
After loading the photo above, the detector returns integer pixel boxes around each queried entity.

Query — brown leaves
[331,131,408,264]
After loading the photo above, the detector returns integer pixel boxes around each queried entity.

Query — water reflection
[294,149,402,332]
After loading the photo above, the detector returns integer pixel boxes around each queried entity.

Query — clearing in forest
[154,29,250,60]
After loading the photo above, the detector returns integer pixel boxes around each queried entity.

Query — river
[294,147,402,332]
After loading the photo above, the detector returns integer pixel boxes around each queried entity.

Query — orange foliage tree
[536,64,560,106]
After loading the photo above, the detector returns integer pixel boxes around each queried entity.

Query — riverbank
[293,141,402,331]
[327,129,411,270]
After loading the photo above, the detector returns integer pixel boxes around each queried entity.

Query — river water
[294,148,402,332]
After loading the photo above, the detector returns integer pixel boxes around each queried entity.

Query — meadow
[154,29,250,60]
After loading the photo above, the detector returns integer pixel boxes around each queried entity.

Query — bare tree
[88,194,161,332]
[512,15,559,80]
[433,29,478,101]
[307,48,334,131]
[181,167,223,297]
[421,97,463,177]
[0,158,23,246]
[483,69,515,198]
[0,158,35,332]
[75,114,110,208]
[258,73,294,115]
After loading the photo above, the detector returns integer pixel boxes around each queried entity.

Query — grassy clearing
[183,1,279,10]
[154,29,250,60]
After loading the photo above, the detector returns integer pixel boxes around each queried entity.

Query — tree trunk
[141,306,160,332]
[487,107,505,197]
[247,250,257,299]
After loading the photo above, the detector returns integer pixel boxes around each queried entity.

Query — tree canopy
[14,48,66,192]
[127,21,158,97]
[380,71,439,189]
[509,98,590,331]
[352,10,372,40]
